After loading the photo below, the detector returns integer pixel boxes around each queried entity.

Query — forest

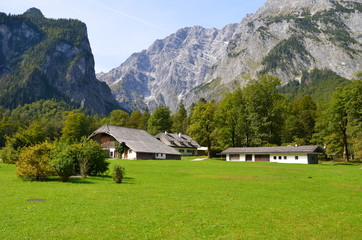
[0,73,361,165]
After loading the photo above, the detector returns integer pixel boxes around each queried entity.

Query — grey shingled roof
[90,125,181,155]
[220,145,324,155]
[154,132,200,149]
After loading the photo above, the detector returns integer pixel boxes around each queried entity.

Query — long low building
[220,145,324,164]
[90,125,182,160]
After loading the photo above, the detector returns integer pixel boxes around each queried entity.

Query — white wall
[109,148,116,158]
[155,153,166,159]
[226,153,310,164]
[122,149,137,160]
[270,154,309,164]
[177,148,196,156]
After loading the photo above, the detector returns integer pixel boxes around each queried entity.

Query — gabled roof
[220,145,324,155]
[154,132,200,149]
[90,125,181,156]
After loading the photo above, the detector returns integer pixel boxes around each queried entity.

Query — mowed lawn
[0,158,361,240]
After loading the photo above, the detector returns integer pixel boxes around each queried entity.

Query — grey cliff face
[99,0,362,112]
[0,10,120,115]
[97,24,238,112]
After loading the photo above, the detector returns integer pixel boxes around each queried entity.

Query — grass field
[0,158,361,240]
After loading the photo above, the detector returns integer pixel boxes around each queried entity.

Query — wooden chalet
[90,125,182,160]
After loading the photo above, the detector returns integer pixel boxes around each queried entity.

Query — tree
[102,109,129,126]
[214,89,250,148]
[282,95,317,145]
[323,80,362,161]
[147,107,172,135]
[188,101,217,158]
[126,110,142,129]
[172,100,188,133]
[61,112,88,143]
[243,75,285,146]
[139,110,150,130]
[0,121,49,163]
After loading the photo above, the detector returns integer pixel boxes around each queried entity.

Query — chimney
[178,133,182,138]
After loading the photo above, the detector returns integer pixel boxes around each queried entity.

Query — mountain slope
[97,24,237,112]
[99,0,362,112]
[0,8,120,115]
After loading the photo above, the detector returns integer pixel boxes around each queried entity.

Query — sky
[2,0,267,73]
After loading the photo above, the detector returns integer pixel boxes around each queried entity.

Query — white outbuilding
[220,145,324,164]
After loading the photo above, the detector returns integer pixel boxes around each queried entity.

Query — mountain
[97,24,238,112]
[99,0,362,112]
[0,8,120,115]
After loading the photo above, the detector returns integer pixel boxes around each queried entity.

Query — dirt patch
[27,199,45,202]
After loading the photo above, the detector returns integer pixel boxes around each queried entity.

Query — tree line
[0,75,361,162]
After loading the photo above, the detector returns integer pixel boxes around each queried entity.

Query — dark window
[273,156,277,160]
[278,156,282,160]
[295,156,298,160]
[284,156,287,160]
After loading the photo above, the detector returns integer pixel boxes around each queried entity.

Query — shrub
[0,145,20,164]
[112,164,125,183]
[73,139,109,176]
[16,142,54,181]
[50,142,76,182]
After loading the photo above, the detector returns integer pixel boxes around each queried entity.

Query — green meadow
[0,158,361,240]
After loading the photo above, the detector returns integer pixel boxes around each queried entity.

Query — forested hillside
[0,8,120,115]
[1,75,361,163]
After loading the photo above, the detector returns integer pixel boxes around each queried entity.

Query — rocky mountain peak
[23,8,45,18]
[98,0,362,113]
[255,0,335,17]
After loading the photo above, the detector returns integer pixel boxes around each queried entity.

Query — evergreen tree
[172,100,188,133]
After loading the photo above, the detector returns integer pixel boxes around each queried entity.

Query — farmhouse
[220,145,324,164]
[154,132,200,156]
[90,125,182,160]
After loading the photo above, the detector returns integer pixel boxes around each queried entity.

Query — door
[255,155,270,162]
[246,154,252,161]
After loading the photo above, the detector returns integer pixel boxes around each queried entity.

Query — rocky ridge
[0,8,120,115]
[99,0,362,112]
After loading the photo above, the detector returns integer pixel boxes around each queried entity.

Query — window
[284,156,287,160]
[129,150,132,153]
[273,156,277,160]
[295,156,298,160]
[278,156,282,160]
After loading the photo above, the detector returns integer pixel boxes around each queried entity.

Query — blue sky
[2,0,267,72]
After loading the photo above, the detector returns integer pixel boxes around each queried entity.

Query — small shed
[220,145,324,164]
